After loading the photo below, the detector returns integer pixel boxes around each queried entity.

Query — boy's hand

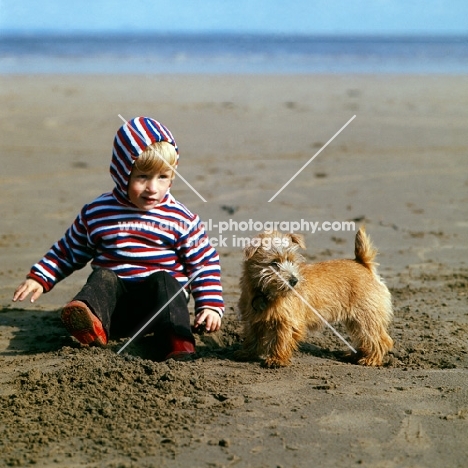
[194,309,221,333]
[13,278,44,303]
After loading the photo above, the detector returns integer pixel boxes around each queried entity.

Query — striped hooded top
[111,116,179,204]
[28,117,224,316]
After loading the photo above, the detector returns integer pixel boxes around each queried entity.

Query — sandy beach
[0,74,467,467]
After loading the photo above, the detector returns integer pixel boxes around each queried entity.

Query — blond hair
[133,141,177,178]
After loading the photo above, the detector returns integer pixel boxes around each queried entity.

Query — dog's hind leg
[346,314,393,366]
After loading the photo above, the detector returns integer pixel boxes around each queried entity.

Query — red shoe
[165,333,196,361]
[61,300,108,346]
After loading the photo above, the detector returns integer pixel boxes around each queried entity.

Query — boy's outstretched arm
[194,309,221,333]
[13,278,44,303]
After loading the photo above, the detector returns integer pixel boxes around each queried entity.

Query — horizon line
[1,30,467,39]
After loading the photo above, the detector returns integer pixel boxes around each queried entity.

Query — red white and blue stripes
[28,117,224,316]
[111,117,179,200]
[28,192,224,315]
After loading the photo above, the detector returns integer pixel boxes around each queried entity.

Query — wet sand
[0,74,467,467]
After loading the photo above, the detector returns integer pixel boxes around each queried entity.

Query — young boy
[13,117,224,360]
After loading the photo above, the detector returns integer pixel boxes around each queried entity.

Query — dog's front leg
[262,321,296,368]
[234,321,264,361]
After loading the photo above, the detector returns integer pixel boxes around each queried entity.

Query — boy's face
[128,167,173,210]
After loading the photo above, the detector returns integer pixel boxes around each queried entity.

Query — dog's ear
[289,233,306,249]
[244,238,260,260]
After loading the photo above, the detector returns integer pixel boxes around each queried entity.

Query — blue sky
[1,0,467,35]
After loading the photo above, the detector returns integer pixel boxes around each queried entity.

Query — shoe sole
[61,302,107,346]
[165,351,195,362]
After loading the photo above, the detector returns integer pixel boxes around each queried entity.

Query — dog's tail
[354,226,378,271]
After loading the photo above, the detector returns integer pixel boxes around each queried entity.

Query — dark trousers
[73,268,194,353]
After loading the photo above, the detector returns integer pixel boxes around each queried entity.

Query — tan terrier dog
[235,227,393,367]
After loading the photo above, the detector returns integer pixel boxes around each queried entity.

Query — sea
[0,33,467,75]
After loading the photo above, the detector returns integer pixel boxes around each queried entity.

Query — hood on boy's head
[110,116,179,199]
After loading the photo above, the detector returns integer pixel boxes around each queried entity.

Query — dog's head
[243,231,305,299]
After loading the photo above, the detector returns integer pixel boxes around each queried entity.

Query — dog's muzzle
[288,276,298,287]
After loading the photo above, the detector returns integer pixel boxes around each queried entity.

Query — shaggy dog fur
[235,227,393,367]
